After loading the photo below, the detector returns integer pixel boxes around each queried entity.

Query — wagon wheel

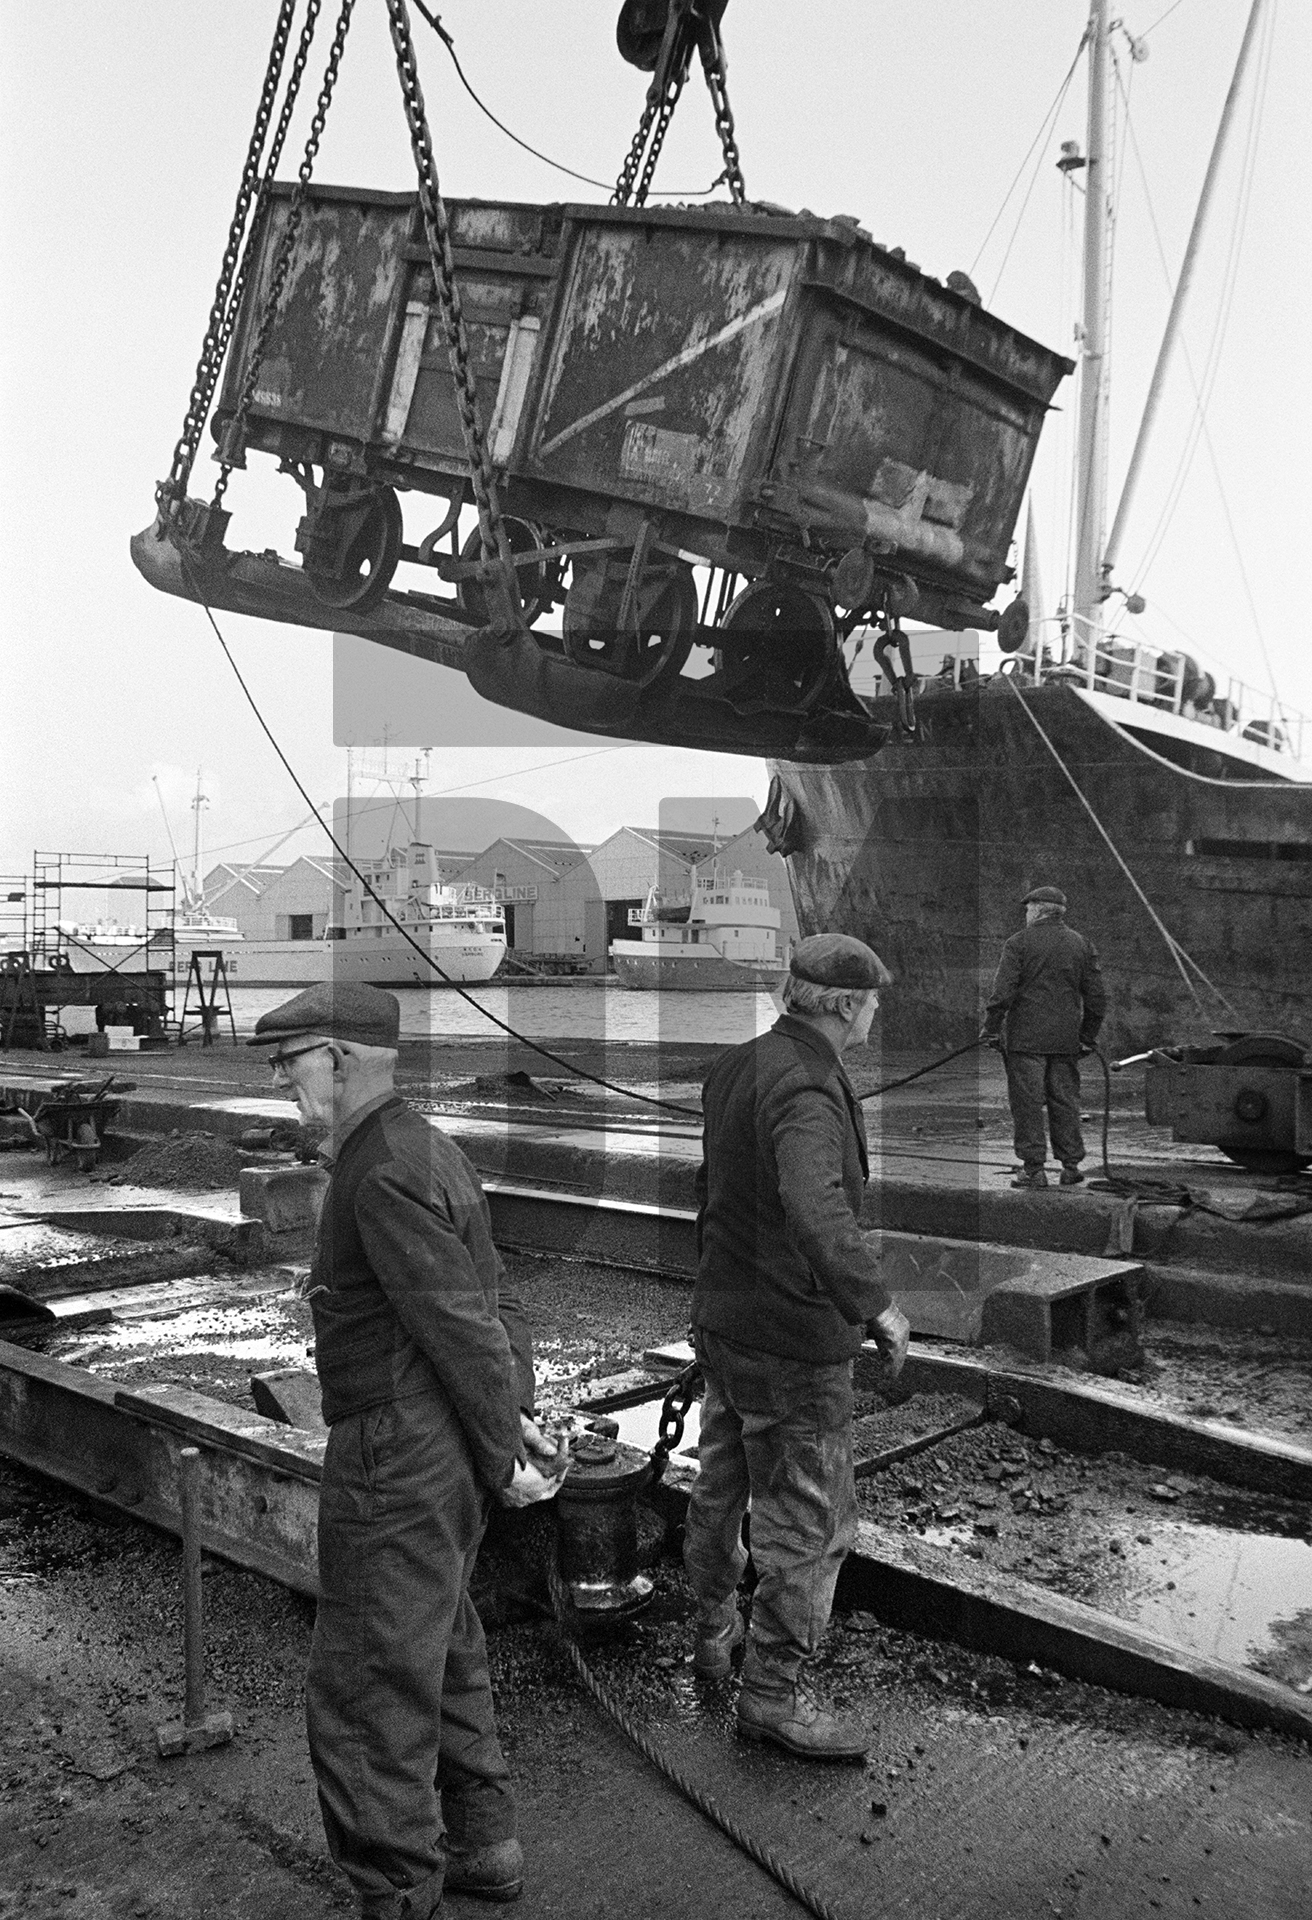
[304,485,403,613]
[456,517,560,629]
[1213,1034,1312,1174]
[714,581,837,714]
[562,560,698,688]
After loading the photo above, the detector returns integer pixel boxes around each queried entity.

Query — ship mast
[1071,0,1112,654]
[1102,0,1269,587]
[190,769,208,915]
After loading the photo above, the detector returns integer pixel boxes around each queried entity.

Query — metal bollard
[554,1432,655,1624]
[155,1447,234,1758]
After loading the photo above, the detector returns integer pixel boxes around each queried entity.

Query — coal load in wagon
[135,188,1069,762]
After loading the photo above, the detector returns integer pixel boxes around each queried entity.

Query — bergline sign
[455,884,538,904]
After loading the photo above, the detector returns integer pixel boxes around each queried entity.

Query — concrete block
[978,1259,1142,1369]
[238,1165,328,1235]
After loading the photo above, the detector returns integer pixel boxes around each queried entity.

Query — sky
[2,0,1307,887]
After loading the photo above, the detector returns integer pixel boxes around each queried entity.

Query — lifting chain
[158,0,301,512]
[212,0,356,511]
[612,1,746,210]
[203,0,328,432]
[385,0,520,628]
[699,14,746,205]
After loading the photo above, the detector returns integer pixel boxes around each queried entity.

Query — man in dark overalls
[984,885,1107,1189]
[252,982,566,1918]
[684,934,910,1760]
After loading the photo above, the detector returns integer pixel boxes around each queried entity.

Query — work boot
[737,1680,869,1761]
[1059,1166,1085,1187]
[442,1838,523,1903]
[692,1607,746,1679]
[1011,1166,1048,1189]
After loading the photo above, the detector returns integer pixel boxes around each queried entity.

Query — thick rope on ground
[546,1567,846,1920]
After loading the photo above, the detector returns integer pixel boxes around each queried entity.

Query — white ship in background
[223,838,506,988]
[610,866,786,992]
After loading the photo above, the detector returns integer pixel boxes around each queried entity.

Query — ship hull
[610,944,783,992]
[773,682,1312,1053]
[175,933,506,989]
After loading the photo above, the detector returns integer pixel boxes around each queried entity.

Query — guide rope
[181,561,704,1116]
[544,1565,844,1920]
[412,4,731,197]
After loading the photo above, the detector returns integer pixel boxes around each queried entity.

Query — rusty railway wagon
[140,184,1071,761]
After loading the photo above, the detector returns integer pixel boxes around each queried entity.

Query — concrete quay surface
[3,1452,1311,1920]
[7,1035,1308,1294]
[2,1039,1311,1915]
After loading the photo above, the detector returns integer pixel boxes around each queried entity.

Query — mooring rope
[545,1566,845,1920]
[1002,673,1240,1022]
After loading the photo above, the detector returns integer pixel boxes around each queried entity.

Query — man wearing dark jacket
[252,983,566,1919]
[984,886,1107,1190]
[684,934,910,1761]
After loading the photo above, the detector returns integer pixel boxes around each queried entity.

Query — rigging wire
[1142,0,1188,37]
[411,2,729,199]
[1123,4,1275,605]
[982,63,1083,305]
[1001,674,1240,1022]
[970,39,1085,280]
[181,558,706,1118]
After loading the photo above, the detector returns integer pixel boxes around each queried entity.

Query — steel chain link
[700,29,746,204]
[159,0,300,509]
[201,0,326,428]
[611,88,661,207]
[632,68,689,208]
[612,2,746,210]
[212,0,356,510]
[385,0,517,611]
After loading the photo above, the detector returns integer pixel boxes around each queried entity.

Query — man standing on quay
[684,934,911,1761]
[254,982,566,1918]
[984,885,1107,1189]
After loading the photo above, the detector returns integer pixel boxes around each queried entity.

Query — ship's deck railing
[1003,634,1307,763]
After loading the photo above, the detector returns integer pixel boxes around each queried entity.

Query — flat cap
[1022,885,1067,908]
[790,932,891,990]
[247,982,401,1049]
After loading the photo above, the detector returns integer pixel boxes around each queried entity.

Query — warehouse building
[449,837,590,954]
[531,828,722,971]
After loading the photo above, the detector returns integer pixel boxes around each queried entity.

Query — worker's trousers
[683,1327,856,1689]
[306,1390,515,1919]
[1005,1051,1085,1170]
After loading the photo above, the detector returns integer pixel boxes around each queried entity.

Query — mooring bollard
[154,1447,234,1758]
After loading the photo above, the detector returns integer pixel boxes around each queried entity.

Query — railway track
[1,1169,1311,1741]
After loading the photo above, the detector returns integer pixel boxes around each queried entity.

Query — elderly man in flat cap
[252,982,566,1919]
[984,885,1107,1190]
[683,932,911,1761]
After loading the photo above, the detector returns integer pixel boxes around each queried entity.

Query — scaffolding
[0,853,178,1050]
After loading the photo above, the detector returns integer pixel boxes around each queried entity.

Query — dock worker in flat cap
[684,932,911,1761]
[252,981,567,1918]
[983,886,1107,1190]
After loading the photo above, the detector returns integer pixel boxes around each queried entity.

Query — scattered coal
[110,1130,246,1192]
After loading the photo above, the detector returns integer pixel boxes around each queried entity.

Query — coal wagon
[137,183,1071,760]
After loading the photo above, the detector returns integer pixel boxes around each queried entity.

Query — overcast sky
[2,1,1307,883]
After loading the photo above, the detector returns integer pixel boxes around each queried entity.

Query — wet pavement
[2,1459,1310,1919]
[854,1422,1312,1695]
